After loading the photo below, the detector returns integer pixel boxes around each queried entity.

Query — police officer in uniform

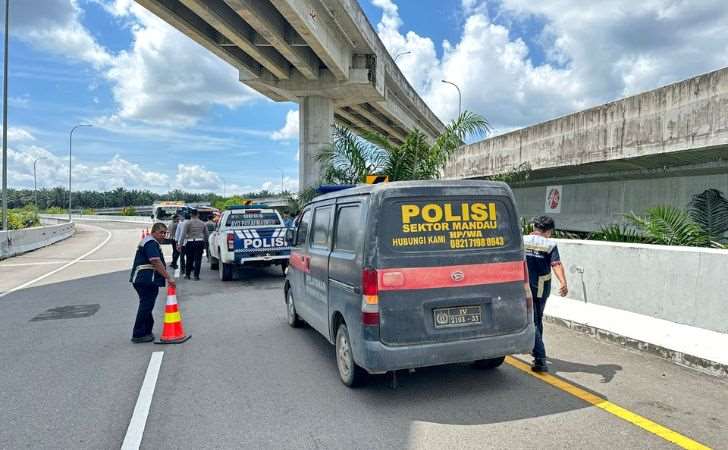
[523,216,568,372]
[129,222,175,343]
[168,214,181,269]
[175,210,190,273]
[181,209,209,280]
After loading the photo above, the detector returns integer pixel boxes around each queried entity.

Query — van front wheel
[335,324,367,388]
[472,356,506,370]
[286,290,302,328]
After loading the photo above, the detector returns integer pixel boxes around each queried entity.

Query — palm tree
[318,111,490,184]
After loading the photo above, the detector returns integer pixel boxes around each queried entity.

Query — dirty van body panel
[289,208,313,326]
[327,197,369,344]
[306,203,335,336]
[369,184,531,348]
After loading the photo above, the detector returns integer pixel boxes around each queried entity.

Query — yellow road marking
[505,356,711,450]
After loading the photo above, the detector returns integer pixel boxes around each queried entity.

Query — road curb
[544,315,728,378]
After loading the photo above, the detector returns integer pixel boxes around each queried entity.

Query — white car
[208,206,292,281]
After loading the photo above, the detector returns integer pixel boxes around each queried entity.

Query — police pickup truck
[208,205,291,281]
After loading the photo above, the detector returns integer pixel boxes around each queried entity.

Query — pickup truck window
[226,212,281,227]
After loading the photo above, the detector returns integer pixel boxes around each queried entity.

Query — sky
[2,0,727,195]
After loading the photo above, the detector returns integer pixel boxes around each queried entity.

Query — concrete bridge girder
[135,0,446,188]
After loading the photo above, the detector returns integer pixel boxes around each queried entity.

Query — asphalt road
[1,220,726,449]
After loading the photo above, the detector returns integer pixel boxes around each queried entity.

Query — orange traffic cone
[155,285,191,344]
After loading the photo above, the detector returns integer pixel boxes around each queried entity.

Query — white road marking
[0,258,129,268]
[0,224,113,299]
[0,261,69,267]
[121,351,164,450]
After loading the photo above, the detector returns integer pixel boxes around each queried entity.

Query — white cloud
[12,0,112,69]
[261,176,298,194]
[103,3,262,127]
[271,110,299,141]
[14,0,262,128]
[374,1,728,130]
[174,164,222,192]
[1,126,36,143]
[2,145,169,191]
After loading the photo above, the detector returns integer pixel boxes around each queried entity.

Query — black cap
[533,215,556,231]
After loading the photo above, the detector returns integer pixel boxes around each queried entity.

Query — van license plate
[433,306,482,328]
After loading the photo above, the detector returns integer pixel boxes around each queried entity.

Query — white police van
[208,205,291,281]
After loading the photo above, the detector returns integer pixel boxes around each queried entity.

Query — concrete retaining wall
[512,172,728,232]
[0,222,75,259]
[552,239,728,334]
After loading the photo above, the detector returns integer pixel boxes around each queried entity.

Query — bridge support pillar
[299,96,334,190]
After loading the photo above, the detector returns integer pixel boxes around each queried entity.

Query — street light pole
[1,0,9,231]
[394,51,411,62]
[441,79,462,117]
[68,123,92,221]
[277,168,284,194]
[33,157,45,209]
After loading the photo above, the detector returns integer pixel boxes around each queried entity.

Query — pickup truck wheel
[210,253,219,270]
[472,356,506,370]
[285,289,302,328]
[219,260,233,281]
[336,324,368,388]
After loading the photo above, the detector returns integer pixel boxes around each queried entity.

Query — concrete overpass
[136,0,445,187]
[445,67,728,232]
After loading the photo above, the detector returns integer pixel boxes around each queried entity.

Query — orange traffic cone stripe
[155,284,191,344]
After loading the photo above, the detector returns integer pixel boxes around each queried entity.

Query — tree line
[3,187,281,210]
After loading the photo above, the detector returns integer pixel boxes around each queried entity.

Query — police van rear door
[374,184,527,346]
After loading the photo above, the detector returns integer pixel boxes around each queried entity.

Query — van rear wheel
[335,324,367,387]
[472,356,506,370]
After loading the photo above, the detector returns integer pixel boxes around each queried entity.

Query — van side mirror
[150,215,155,220]
[285,228,295,244]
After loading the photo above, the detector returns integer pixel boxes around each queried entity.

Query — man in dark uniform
[523,216,568,372]
[129,222,175,343]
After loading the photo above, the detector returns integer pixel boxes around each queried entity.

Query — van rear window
[382,198,514,253]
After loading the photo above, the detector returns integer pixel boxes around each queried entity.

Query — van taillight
[227,232,235,251]
[523,261,533,322]
[361,268,380,326]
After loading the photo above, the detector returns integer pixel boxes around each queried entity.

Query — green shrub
[82,208,96,215]
[121,206,137,216]
[2,207,39,230]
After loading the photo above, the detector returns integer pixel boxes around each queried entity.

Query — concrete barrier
[551,239,728,334]
[1,222,75,260]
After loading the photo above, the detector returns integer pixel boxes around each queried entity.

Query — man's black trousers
[133,284,159,338]
[171,239,180,268]
[185,241,205,278]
